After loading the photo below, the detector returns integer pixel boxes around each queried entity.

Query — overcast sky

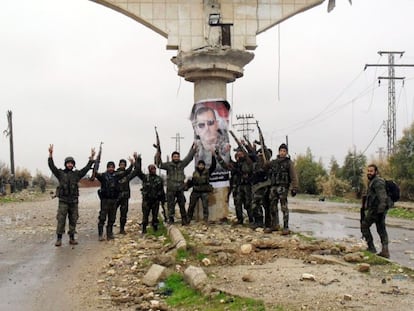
[1,0,414,176]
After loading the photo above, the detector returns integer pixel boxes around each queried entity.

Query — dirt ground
[1,185,414,311]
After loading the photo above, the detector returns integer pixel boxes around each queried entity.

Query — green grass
[162,273,266,311]
[388,207,414,220]
[362,251,392,265]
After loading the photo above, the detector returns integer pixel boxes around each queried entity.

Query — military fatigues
[219,156,254,225]
[361,175,391,255]
[187,159,216,223]
[158,148,195,224]
[135,159,165,233]
[96,168,130,239]
[116,165,134,233]
[48,157,94,238]
[251,156,271,228]
[267,156,298,231]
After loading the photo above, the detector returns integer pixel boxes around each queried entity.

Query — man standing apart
[156,144,196,225]
[361,164,391,258]
[48,144,95,246]
[267,143,298,235]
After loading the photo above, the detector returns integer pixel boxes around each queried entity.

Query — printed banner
[190,99,230,185]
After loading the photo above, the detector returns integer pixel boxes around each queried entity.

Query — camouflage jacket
[367,176,390,213]
[48,157,94,203]
[267,156,298,190]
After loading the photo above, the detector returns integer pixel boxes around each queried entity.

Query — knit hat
[278,143,288,151]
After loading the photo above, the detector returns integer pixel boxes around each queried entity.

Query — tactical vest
[141,175,164,201]
[58,170,80,203]
[234,160,253,185]
[192,169,212,192]
[100,173,120,199]
[270,158,291,186]
[166,162,186,190]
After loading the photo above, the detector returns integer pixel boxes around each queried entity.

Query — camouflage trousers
[117,197,129,227]
[188,191,209,221]
[166,189,187,223]
[56,201,78,235]
[234,184,253,224]
[142,199,160,227]
[252,186,270,227]
[98,198,118,227]
[269,185,289,229]
[361,208,389,246]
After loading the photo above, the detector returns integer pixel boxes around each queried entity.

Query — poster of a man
[190,99,231,184]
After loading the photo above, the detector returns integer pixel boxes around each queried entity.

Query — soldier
[94,158,133,241]
[187,156,216,224]
[361,164,391,258]
[116,158,134,234]
[251,148,272,229]
[266,143,298,235]
[48,144,95,246]
[155,143,196,225]
[217,148,254,226]
[134,154,165,234]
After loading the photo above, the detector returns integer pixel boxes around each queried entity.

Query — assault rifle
[153,126,161,165]
[243,135,255,153]
[360,195,367,224]
[229,130,252,163]
[256,121,269,162]
[90,142,103,181]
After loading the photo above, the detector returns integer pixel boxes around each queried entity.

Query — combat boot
[69,234,78,245]
[281,221,290,235]
[263,227,273,234]
[152,223,158,232]
[366,241,377,253]
[98,225,104,241]
[168,217,174,225]
[55,234,63,247]
[119,222,126,235]
[106,226,114,240]
[378,245,390,258]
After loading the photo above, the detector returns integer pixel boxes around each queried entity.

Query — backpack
[385,179,400,203]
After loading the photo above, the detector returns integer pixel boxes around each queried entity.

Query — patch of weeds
[362,251,391,265]
[388,207,414,220]
[147,222,167,237]
[176,248,190,261]
[196,253,207,261]
[162,273,266,311]
[295,232,316,242]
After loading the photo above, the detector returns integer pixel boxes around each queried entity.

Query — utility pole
[233,114,255,140]
[365,51,414,156]
[171,133,184,153]
[4,111,15,176]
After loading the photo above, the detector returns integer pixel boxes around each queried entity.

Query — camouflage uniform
[48,157,94,240]
[361,174,391,256]
[96,166,131,240]
[251,156,271,228]
[187,158,216,223]
[135,158,165,233]
[157,147,195,224]
[219,154,254,225]
[267,155,298,232]
[116,164,134,233]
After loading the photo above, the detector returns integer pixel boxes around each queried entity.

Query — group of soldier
[47,131,299,247]
[48,136,392,259]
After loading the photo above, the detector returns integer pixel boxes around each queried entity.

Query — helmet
[64,156,76,166]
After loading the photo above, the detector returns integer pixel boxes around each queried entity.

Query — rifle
[153,126,161,165]
[90,142,103,181]
[360,195,367,224]
[243,135,255,153]
[256,121,268,162]
[229,130,252,164]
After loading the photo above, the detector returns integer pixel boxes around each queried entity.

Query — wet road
[288,199,414,269]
